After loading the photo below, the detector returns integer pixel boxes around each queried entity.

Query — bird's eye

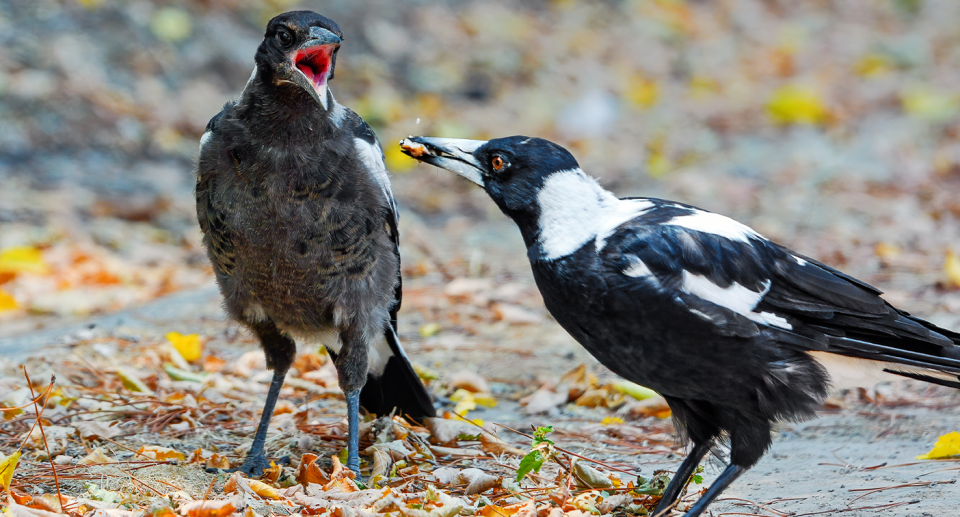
[276,30,293,48]
[492,156,505,171]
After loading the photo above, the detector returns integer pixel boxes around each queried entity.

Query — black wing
[605,201,960,379]
[196,103,240,278]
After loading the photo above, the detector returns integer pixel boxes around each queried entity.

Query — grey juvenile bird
[196,11,435,477]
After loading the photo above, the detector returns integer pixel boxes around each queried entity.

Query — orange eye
[492,156,504,170]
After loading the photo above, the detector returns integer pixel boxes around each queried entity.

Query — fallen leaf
[917,431,960,460]
[206,454,230,470]
[0,246,50,275]
[447,370,491,393]
[520,388,567,414]
[901,85,960,123]
[295,453,331,486]
[572,459,612,489]
[0,289,18,312]
[601,417,625,425]
[247,478,281,499]
[419,322,442,338]
[480,433,525,456]
[116,367,153,394]
[136,445,186,461]
[178,500,236,517]
[74,421,122,440]
[166,332,202,362]
[945,251,960,289]
[766,84,827,125]
[611,380,658,401]
[1,450,20,491]
[78,447,118,465]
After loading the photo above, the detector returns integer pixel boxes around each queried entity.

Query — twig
[495,423,639,476]
[23,368,65,513]
[847,480,953,503]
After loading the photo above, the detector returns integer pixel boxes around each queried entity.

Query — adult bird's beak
[290,26,341,108]
[399,137,488,187]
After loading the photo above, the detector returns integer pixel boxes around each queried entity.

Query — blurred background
[1,0,959,338]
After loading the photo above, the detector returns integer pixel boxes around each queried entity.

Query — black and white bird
[195,11,435,477]
[400,135,960,516]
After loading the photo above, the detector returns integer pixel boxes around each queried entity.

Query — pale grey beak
[399,137,488,186]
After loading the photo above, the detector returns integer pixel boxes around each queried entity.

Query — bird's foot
[206,454,289,477]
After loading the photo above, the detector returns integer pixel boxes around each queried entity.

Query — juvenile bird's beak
[291,26,341,108]
[399,137,488,186]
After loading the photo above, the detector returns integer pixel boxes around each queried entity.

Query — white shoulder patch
[354,137,396,210]
[199,131,212,152]
[667,211,762,243]
[681,272,791,329]
[536,169,652,260]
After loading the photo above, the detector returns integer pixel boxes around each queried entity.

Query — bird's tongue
[294,46,333,92]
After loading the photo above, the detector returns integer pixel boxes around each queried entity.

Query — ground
[2,1,960,515]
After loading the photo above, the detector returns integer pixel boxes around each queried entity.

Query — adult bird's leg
[653,440,712,516]
[679,464,745,517]
[334,326,369,478]
[234,320,296,476]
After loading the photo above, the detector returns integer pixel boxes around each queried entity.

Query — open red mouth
[294,45,335,93]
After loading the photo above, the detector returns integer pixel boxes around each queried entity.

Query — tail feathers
[359,326,436,420]
[883,368,960,390]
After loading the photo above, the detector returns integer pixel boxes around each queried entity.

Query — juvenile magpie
[400,136,960,516]
[195,11,435,477]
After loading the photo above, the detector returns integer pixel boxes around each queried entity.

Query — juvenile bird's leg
[234,320,296,476]
[679,464,745,517]
[653,440,712,516]
[345,389,361,474]
[334,327,369,478]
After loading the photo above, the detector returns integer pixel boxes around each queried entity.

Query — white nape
[536,169,652,260]
[327,95,347,128]
[667,210,762,243]
[681,272,792,330]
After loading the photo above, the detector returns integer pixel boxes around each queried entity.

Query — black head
[254,11,344,108]
[399,136,580,219]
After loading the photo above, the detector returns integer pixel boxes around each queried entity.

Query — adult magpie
[400,135,960,516]
[195,11,435,477]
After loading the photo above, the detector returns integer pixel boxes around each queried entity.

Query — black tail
[359,325,436,420]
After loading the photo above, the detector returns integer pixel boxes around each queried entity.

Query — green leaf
[692,474,703,484]
[532,425,554,445]
[516,450,544,482]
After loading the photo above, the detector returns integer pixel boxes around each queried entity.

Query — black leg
[653,440,712,516]
[680,464,745,517]
[228,319,296,476]
[234,368,287,476]
[345,389,361,476]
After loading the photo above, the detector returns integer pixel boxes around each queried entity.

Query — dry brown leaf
[178,500,236,517]
[520,388,567,414]
[295,453,331,486]
[205,454,229,470]
[74,421,121,440]
[429,445,486,458]
[78,447,118,465]
[246,479,281,500]
[447,370,491,393]
[423,417,481,445]
[479,433,525,457]
[136,445,186,461]
[574,389,609,408]
[5,501,63,517]
[459,468,499,495]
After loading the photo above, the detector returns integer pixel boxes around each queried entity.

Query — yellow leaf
[611,380,658,401]
[150,7,192,43]
[0,290,17,313]
[473,393,497,408]
[766,85,827,125]
[855,53,893,77]
[625,75,659,109]
[0,246,50,275]
[901,86,960,123]
[246,479,281,500]
[601,416,625,425]
[451,389,477,414]
[945,251,960,289]
[166,332,203,362]
[117,367,153,394]
[0,450,20,491]
[136,445,186,461]
[419,322,441,338]
[916,431,960,460]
